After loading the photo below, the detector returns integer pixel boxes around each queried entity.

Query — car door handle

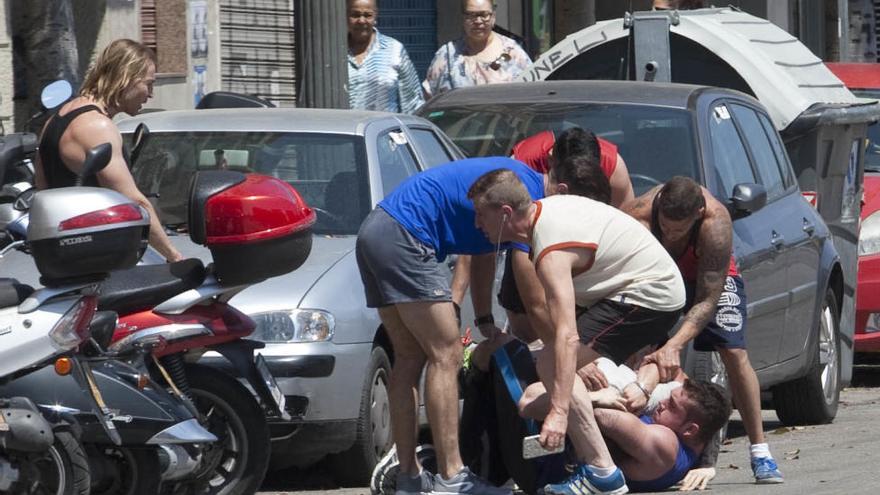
[771,231,785,250]
[802,218,815,236]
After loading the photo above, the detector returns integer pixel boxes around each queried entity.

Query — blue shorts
[356,207,452,308]
[690,275,747,351]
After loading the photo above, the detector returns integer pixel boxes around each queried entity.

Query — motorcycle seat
[0,278,34,308]
[97,258,206,315]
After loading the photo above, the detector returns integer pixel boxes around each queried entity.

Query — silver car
[117,108,464,484]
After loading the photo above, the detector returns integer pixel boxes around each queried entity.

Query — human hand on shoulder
[643,343,682,382]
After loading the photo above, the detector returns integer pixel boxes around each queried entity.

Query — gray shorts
[356,207,452,308]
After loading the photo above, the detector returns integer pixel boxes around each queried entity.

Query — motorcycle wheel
[17,430,90,495]
[88,446,162,495]
[183,363,271,495]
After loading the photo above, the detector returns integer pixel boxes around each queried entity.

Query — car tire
[692,350,729,441]
[772,287,841,425]
[330,346,393,487]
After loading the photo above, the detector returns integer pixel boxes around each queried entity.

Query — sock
[438,467,467,482]
[750,443,772,459]
[587,464,618,478]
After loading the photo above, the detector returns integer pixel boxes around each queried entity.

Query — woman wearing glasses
[422,0,531,99]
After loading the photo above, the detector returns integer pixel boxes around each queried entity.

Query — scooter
[0,278,96,495]
[0,142,135,494]
[0,143,217,494]
[100,170,315,494]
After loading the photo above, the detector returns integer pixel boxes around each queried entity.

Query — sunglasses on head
[489,52,511,70]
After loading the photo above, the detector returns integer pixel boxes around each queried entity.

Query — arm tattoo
[686,218,733,330]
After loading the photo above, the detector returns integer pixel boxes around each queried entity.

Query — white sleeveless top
[530,195,685,312]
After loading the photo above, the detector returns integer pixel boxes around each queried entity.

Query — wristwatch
[474,314,495,327]
[634,381,651,400]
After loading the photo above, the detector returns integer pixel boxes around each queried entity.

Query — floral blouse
[422,33,532,98]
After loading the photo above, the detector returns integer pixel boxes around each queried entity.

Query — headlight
[250,309,335,343]
[860,210,880,256]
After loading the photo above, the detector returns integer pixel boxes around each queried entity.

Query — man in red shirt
[511,129,634,207]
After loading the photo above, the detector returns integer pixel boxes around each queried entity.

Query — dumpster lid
[524,7,863,130]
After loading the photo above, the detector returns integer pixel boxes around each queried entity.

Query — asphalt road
[259,365,880,495]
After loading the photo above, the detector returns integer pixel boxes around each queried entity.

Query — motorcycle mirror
[40,80,73,110]
[76,142,113,186]
[13,188,35,212]
[129,123,150,166]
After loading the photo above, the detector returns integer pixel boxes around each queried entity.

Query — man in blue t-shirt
[356,156,545,495]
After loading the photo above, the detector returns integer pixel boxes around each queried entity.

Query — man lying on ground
[372,337,731,495]
[490,337,731,494]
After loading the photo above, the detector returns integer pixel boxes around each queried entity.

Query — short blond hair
[80,39,156,110]
[467,169,532,213]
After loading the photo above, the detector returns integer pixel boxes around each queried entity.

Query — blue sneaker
[541,464,628,495]
[751,457,784,484]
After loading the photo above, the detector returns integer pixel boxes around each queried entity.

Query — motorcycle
[0,141,133,494]
[99,169,315,494]
[0,142,217,494]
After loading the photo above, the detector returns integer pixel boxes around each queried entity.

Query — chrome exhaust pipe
[145,418,217,445]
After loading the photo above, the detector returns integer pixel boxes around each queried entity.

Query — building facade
[0,0,875,133]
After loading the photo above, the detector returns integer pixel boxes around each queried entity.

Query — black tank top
[38,105,105,188]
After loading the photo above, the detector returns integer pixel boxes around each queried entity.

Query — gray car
[420,80,847,426]
[116,108,464,484]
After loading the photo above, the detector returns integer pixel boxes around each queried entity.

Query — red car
[828,63,880,353]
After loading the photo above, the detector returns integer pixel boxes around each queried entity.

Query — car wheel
[330,346,393,486]
[692,350,729,439]
[772,287,841,425]
[691,350,728,467]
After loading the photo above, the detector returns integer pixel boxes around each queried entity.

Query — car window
[407,127,454,168]
[377,129,419,195]
[851,89,880,173]
[755,111,796,187]
[128,131,369,235]
[708,103,756,197]
[423,103,699,196]
[729,104,786,201]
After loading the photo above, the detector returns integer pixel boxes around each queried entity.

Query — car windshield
[851,89,880,172]
[424,102,700,195]
[128,131,369,236]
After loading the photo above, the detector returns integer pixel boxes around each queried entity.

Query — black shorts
[577,300,682,365]
[497,249,526,314]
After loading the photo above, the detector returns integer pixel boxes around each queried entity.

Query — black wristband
[474,314,495,327]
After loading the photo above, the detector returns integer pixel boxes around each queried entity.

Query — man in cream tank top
[468,167,685,495]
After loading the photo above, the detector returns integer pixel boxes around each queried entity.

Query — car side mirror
[730,183,767,217]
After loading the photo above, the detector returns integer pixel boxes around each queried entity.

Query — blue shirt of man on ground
[356,156,544,495]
